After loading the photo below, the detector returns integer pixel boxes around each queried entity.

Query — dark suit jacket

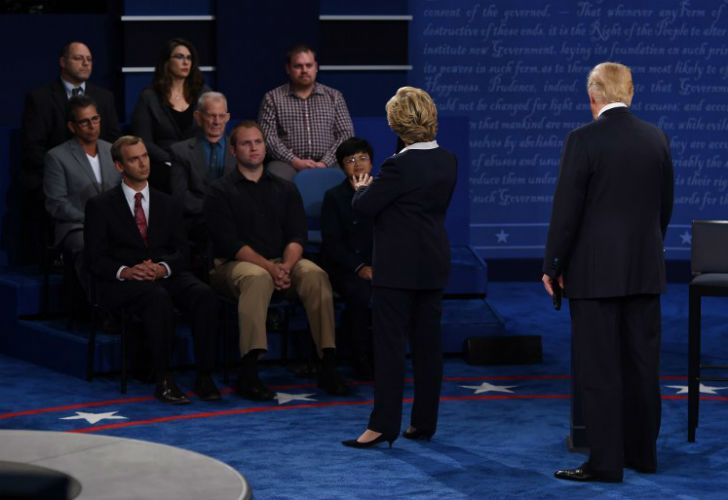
[21,80,121,192]
[543,107,674,299]
[131,87,207,166]
[321,179,373,277]
[84,184,188,283]
[43,138,121,246]
[170,136,235,218]
[352,147,457,290]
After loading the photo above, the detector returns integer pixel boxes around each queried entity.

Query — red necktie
[134,192,148,244]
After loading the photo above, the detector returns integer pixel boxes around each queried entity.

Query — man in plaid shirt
[258,44,354,181]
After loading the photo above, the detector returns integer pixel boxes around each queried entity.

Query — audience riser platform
[0,270,505,378]
[1,300,504,379]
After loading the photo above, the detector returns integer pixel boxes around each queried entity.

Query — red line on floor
[0,374,702,421]
[68,394,576,433]
[0,396,153,419]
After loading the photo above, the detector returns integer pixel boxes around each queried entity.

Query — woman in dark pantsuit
[342,87,457,448]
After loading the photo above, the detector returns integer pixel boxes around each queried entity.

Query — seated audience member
[131,38,208,193]
[321,138,375,378]
[205,121,349,401]
[170,91,234,263]
[43,95,121,280]
[258,43,354,181]
[84,136,221,404]
[20,41,121,264]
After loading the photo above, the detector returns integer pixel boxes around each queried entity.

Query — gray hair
[196,91,228,112]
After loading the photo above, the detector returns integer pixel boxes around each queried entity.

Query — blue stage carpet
[0,282,726,499]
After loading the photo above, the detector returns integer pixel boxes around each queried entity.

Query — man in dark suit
[43,95,121,279]
[170,91,234,266]
[542,62,674,482]
[21,41,121,264]
[321,137,375,379]
[84,136,221,404]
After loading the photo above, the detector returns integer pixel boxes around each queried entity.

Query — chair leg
[120,312,128,394]
[223,304,232,384]
[687,287,701,442]
[86,309,98,382]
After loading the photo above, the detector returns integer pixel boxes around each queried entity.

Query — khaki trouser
[210,258,336,358]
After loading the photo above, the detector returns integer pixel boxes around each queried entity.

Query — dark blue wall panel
[409,0,728,261]
[215,1,320,121]
[0,14,120,128]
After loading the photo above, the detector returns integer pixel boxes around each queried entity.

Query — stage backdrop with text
[409,0,728,260]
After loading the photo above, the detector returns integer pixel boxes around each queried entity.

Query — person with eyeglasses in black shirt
[321,137,376,379]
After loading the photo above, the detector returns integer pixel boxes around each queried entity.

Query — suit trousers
[368,287,443,436]
[331,273,372,356]
[569,295,661,477]
[96,272,219,375]
[210,258,336,358]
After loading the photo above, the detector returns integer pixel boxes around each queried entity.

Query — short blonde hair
[587,62,634,106]
[385,86,438,144]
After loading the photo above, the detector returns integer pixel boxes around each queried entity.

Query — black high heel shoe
[342,433,396,449]
[402,428,434,441]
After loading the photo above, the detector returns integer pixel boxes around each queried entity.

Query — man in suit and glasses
[20,41,120,264]
[84,136,221,404]
[543,62,674,482]
[43,95,121,282]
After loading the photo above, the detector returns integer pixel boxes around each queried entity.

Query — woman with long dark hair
[131,38,207,192]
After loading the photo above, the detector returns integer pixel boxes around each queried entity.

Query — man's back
[545,107,674,298]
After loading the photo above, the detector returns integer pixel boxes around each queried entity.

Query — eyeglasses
[171,54,193,62]
[75,115,101,128]
[343,154,370,166]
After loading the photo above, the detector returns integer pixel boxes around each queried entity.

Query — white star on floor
[275,392,317,405]
[665,383,728,395]
[60,411,128,424]
[461,382,517,394]
[495,229,509,243]
[680,231,692,245]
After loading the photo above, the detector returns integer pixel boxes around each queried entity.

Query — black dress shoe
[236,376,274,401]
[154,378,191,405]
[342,433,397,449]
[318,370,350,396]
[194,374,221,401]
[402,428,435,441]
[554,464,622,483]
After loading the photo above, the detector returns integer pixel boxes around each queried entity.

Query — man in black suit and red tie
[542,62,674,482]
[84,136,220,404]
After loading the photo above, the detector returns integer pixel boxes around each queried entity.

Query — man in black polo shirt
[205,120,349,400]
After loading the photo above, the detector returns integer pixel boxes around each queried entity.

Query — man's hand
[269,262,292,290]
[121,262,157,281]
[541,273,564,296]
[357,265,373,280]
[146,260,168,280]
[291,158,321,171]
[352,173,373,191]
